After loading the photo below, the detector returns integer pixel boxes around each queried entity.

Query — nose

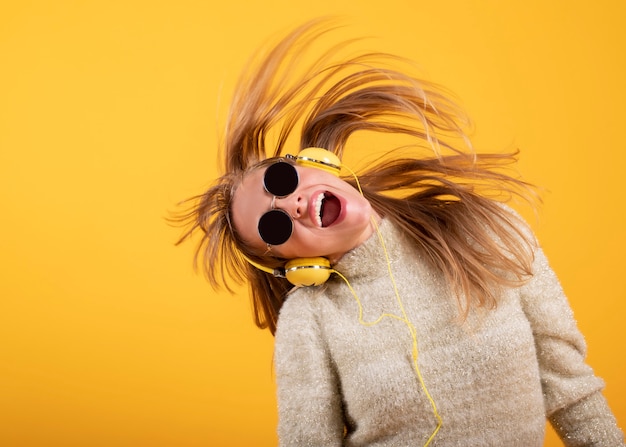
[274,193,305,219]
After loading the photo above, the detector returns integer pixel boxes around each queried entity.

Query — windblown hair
[173,20,538,335]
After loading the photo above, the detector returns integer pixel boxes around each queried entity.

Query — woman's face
[231,162,378,263]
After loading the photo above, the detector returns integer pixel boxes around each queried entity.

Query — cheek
[230,169,276,250]
[231,201,267,252]
[242,220,262,248]
[343,193,373,223]
[274,230,329,259]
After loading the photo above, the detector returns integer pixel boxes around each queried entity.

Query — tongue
[321,195,341,227]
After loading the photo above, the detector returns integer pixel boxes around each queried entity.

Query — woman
[174,21,623,446]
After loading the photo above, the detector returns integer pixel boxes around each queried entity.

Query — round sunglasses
[258,161,300,246]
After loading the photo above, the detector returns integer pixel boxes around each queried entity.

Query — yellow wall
[1,1,624,446]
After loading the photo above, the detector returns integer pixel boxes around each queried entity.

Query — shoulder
[495,202,537,242]
[276,286,328,332]
[276,279,356,341]
[274,286,338,363]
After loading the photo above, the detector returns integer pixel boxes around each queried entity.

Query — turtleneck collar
[332,219,410,282]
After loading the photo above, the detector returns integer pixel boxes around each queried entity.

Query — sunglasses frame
[258,159,300,246]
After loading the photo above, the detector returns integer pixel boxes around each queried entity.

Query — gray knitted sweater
[274,218,624,446]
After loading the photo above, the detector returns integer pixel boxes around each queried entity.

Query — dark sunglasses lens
[264,162,298,197]
[258,209,293,245]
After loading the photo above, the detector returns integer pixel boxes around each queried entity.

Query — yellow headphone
[243,147,341,287]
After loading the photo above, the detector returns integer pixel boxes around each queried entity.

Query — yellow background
[1,1,624,446]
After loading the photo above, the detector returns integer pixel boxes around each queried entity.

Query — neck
[328,211,382,265]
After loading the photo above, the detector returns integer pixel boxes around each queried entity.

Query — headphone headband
[241,254,286,278]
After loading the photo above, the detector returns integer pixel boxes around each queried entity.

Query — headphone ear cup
[296,147,341,177]
[284,257,332,287]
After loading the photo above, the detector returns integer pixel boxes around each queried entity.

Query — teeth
[314,193,325,227]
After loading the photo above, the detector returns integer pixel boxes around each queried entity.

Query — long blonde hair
[173,20,537,335]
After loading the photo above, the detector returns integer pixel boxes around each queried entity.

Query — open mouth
[314,192,341,228]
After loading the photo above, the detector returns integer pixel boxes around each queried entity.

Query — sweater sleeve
[274,290,344,446]
[520,246,624,446]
